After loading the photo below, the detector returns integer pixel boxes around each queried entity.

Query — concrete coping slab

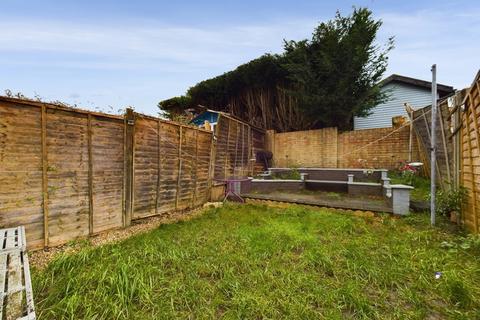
[269,167,388,172]
[389,184,414,190]
[251,179,303,183]
[348,182,382,187]
[305,179,349,184]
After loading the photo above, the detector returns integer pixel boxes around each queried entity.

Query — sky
[1,0,479,116]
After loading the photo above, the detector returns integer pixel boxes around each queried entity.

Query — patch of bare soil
[29,205,216,270]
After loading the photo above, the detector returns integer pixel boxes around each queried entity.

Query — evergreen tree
[158,8,394,131]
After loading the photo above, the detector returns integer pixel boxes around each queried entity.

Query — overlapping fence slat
[411,100,454,189]
[91,116,125,233]
[133,115,161,219]
[213,114,266,180]
[177,127,196,210]
[158,122,180,214]
[0,97,214,249]
[45,108,90,247]
[195,131,212,206]
[0,102,44,249]
[460,72,480,233]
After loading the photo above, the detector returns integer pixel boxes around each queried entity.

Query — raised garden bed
[268,167,387,182]
[247,168,413,214]
[245,189,392,212]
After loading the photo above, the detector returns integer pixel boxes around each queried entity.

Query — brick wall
[337,126,419,169]
[267,125,420,170]
[267,128,338,168]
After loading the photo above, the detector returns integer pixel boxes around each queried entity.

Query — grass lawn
[33,204,480,319]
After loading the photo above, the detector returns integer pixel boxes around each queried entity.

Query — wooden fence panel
[91,116,124,233]
[45,108,90,247]
[0,102,44,249]
[227,120,239,176]
[0,98,214,249]
[411,101,453,189]
[157,122,180,214]
[239,124,249,174]
[133,116,160,219]
[213,115,229,181]
[213,115,266,180]
[251,128,265,159]
[177,128,196,210]
[195,131,212,206]
[461,72,480,233]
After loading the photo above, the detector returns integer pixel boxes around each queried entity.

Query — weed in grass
[326,192,342,200]
[272,168,301,180]
[33,204,480,319]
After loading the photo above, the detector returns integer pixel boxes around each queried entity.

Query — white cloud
[0,18,317,70]
[377,9,480,88]
[1,9,479,114]
[0,17,317,114]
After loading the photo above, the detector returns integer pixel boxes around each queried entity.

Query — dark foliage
[159,8,394,131]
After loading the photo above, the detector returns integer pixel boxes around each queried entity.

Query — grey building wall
[354,82,433,130]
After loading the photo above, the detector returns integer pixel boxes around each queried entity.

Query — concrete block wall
[337,126,419,170]
[266,125,420,170]
[266,128,338,168]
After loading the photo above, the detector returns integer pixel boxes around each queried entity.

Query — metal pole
[430,64,437,226]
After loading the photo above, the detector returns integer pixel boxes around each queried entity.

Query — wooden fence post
[40,105,49,248]
[87,114,94,234]
[124,108,135,227]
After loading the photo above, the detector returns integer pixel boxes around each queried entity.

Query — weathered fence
[410,95,460,190]
[266,125,419,170]
[132,113,212,219]
[457,71,480,233]
[213,113,266,180]
[0,97,212,249]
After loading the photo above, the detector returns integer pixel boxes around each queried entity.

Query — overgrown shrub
[436,187,468,217]
[274,168,301,180]
[400,168,416,185]
[389,170,430,201]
